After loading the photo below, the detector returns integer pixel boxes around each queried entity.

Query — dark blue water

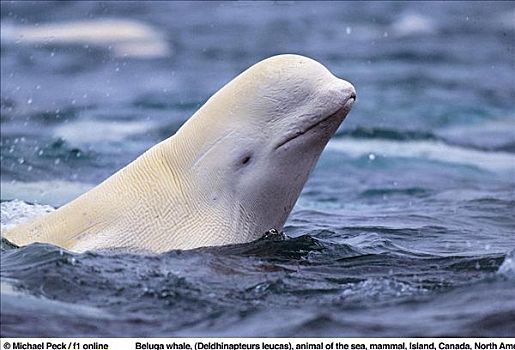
[1,1,515,337]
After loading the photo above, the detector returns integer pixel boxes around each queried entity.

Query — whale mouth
[275,97,354,150]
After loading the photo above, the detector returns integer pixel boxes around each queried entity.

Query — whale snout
[326,77,356,110]
[338,79,356,102]
[329,79,356,112]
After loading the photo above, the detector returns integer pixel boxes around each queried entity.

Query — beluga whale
[3,54,356,253]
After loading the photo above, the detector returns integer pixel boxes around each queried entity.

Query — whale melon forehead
[198,55,332,122]
[257,54,325,69]
[223,54,335,112]
[250,54,332,82]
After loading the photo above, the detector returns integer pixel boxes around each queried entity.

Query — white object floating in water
[1,18,171,59]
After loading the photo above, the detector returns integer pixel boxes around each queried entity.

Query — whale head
[178,54,356,246]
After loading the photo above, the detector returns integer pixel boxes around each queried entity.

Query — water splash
[498,250,515,280]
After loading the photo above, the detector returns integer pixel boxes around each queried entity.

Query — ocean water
[1,1,515,337]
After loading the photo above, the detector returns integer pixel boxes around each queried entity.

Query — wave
[337,122,515,152]
[1,209,510,337]
[327,137,515,172]
[1,18,171,59]
[436,119,515,153]
[338,127,437,141]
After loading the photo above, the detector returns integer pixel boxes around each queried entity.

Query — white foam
[1,180,93,208]
[327,138,515,172]
[340,277,425,301]
[498,250,515,280]
[1,199,54,231]
[1,18,170,58]
[0,281,22,295]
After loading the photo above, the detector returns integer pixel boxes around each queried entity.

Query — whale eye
[237,152,253,168]
[241,155,251,165]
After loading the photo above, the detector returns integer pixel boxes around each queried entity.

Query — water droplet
[346,26,352,35]
[54,158,61,165]
[27,98,33,104]
[115,67,120,72]
[368,153,376,160]
[35,84,41,90]
[17,157,25,164]
[383,31,389,38]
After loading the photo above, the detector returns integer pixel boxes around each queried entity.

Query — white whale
[3,54,356,253]
[1,19,170,58]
